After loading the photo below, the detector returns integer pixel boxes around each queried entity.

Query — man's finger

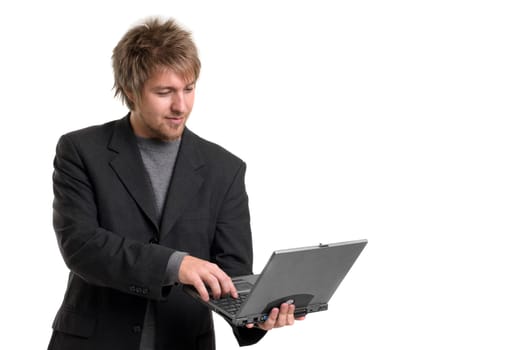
[275,303,290,327]
[210,267,238,299]
[219,276,238,299]
[286,304,295,325]
[193,278,210,302]
[204,273,222,299]
[260,307,280,330]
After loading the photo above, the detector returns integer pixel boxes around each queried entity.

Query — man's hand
[245,303,305,331]
[178,255,238,302]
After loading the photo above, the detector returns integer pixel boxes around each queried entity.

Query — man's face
[129,68,195,141]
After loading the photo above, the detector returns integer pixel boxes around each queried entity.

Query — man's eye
[184,86,194,93]
[156,91,171,96]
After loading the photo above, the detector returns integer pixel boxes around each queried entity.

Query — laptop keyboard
[210,293,249,316]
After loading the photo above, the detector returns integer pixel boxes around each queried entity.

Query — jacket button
[132,325,142,333]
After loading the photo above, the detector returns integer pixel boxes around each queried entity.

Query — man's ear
[125,90,137,107]
[124,90,139,109]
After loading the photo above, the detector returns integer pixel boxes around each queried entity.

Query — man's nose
[171,93,186,114]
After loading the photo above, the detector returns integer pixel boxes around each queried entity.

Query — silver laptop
[183,239,367,326]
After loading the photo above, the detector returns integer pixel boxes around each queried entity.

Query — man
[48,17,300,350]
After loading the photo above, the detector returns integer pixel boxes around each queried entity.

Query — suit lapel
[107,116,159,231]
[159,129,205,237]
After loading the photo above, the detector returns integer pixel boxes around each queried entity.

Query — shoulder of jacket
[185,128,245,166]
[61,119,116,141]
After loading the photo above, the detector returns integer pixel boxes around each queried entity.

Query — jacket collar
[107,115,205,237]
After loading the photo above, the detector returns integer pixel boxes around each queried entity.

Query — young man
[48,17,300,350]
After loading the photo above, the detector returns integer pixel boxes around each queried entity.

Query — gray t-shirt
[137,136,180,218]
[136,136,188,350]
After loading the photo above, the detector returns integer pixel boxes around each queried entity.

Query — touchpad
[233,281,253,292]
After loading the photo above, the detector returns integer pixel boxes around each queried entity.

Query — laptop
[183,239,367,326]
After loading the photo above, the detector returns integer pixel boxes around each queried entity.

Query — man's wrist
[164,251,189,285]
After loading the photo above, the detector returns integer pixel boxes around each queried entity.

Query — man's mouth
[166,116,184,124]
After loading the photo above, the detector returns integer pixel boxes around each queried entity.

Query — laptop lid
[237,239,367,320]
[184,239,367,326]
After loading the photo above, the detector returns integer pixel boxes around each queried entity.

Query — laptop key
[210,294,249,315]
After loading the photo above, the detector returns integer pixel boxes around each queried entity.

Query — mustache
[169,111,185,117]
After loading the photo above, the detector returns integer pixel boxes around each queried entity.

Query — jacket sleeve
[52,134,175,300]
[210,162,267,345]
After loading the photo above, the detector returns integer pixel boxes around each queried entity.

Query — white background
[1,0,527,349]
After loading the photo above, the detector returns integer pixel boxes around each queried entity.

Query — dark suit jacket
[48,116,266,350]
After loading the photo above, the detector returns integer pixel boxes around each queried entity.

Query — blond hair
[112,17,201,110]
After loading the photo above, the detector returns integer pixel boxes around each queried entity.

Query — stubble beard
[151,119,185,142]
